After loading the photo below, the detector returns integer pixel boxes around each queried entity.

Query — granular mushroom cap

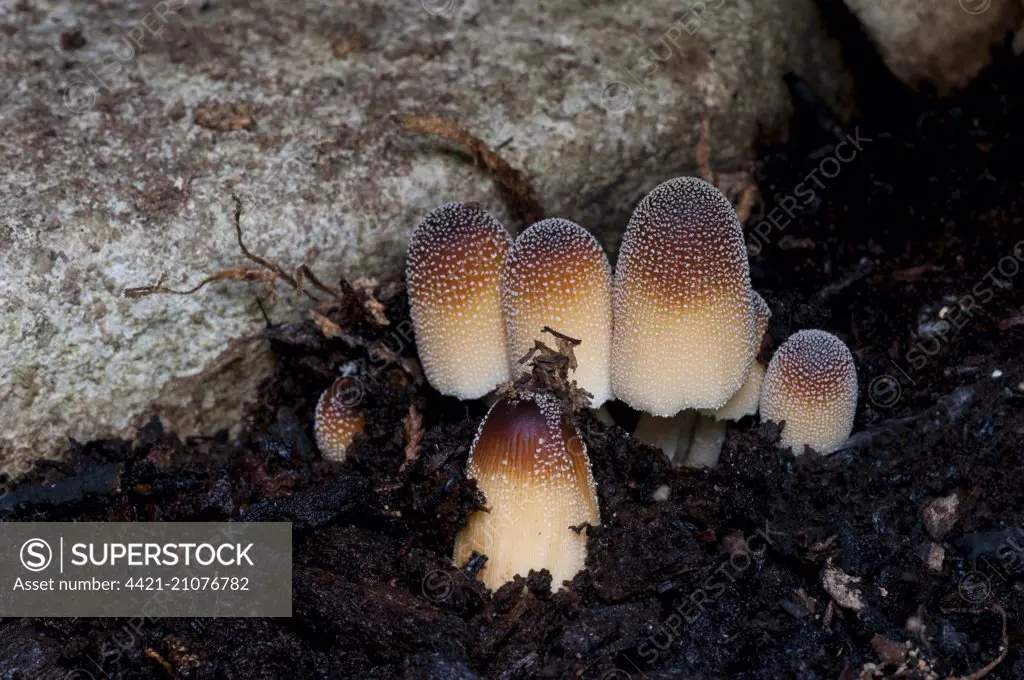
[751,290,771,345]
[759,329,858,454]
[612,177,757,415]
[314,377,366,461]
[453,391,599,591]
[502,218,613,406]
[406,202,512,399]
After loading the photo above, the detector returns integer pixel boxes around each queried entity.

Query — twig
[255,297,272,326]
[123,268,280,299]
[836,387,974,452]
[231,195,325,304]
[943,604,1008,680]
[402,115,543,227]
[124,195,341,305]
[295,264,344,301]
[694,119,759,225]
[400,405,424,472]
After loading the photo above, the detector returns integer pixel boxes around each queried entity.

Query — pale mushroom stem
[682,415,727,469]
[632,410,697,464]
[592,405,615,427]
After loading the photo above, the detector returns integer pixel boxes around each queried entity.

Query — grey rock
[844,0,1023,93]
[0,0,849,473]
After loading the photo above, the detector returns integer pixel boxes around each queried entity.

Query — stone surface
[843,0,1023,93]
[0,0,849,474]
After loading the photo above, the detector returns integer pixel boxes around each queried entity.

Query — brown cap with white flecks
[502,219,613,406]
[314,377,366,461]
[612,177,757,416]
[406,203,512,399]
[453,392,599,592]
[759,329,858,454]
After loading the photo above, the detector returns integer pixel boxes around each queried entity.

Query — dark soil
[4,47,1024,680]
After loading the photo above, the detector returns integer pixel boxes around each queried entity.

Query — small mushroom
[406,203,512,399]
[612,177,757,416]
[759,330,858,454]
[314,377,366,461]
[502,218,613,406]
[453,392,599,592]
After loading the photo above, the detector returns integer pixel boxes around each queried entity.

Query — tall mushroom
[406,203,512,399]
[502,218,613,406]
[612,177,757,416]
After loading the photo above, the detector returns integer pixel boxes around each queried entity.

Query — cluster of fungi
[316,177,858,592]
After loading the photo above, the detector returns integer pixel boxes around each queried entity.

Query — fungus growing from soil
[314,377,366,461]
[759,329,858,454]
[611,177,757,416]
[682,415,728,469]
[502,218,613,406]
[406,202,512,399]
[453,391,599,592]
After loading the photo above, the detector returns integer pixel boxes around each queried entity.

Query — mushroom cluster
[396,177,858,464]
[312,176,860,591]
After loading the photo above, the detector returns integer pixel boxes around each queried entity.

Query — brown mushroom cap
[612,177,757,416]
[406,203,512,399]
[453,392,599,591]
[314,377,366,461]
[759,329,858,454]
[502,219,613,406]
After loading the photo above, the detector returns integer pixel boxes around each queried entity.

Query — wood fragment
[352,277,390,326]
[505,327,593,414]
[816,257,875,302]
[144,648,174,676]
[998,309,1024,330]
[892,263,938,282]
[400,405,424,472]
[310,309,343,339]
[402,114,543,227]
[734,183,758,226]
